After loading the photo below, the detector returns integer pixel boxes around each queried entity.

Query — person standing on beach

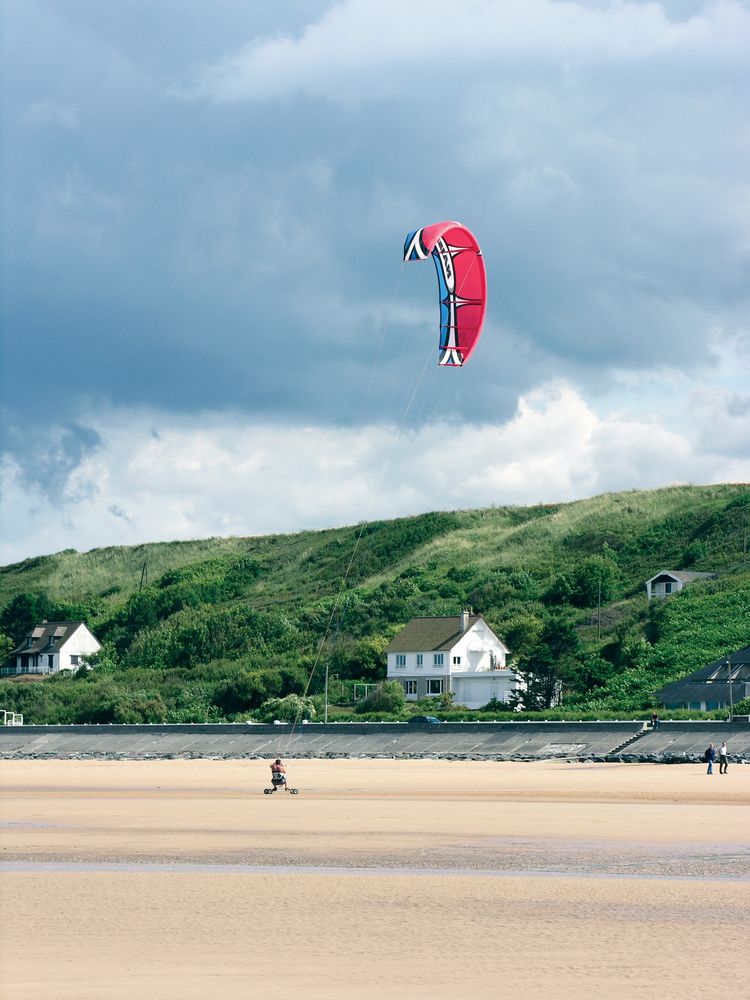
[705,743,716,775]
[718,741,728,774]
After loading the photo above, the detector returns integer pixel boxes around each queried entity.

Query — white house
[386,611,521,710]
[7,621,101,676]
[645,570,715,600]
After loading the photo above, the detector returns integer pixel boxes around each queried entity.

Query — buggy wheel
[289,787,299,795]
[263,788,273,794]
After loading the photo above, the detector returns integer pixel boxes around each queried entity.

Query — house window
[32,655,39,667]
[70,655,79,666]
[404,680,418,695]
[433,653,444,666]
[48,655,54,668]
[452,656,461,665]
[26,637,33,648]
[428,678,444,695]
[664,582,673,594]
[395,654,406,667]
[416,654,423,666]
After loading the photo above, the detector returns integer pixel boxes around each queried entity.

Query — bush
[355,681,405,715]
[480,696,513,713]
[213,670,282,715]
[255,694,316,724]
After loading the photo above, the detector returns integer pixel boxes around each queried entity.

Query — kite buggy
[264,758,299,795]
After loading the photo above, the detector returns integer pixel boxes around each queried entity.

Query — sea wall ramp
[1,721,748,762]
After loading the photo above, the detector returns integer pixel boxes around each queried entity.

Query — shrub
[255,694,316,724]
[355,681,406,715]
[480,696,513,713]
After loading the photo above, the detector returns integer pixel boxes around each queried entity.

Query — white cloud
[2,381,748,564]
[193,0,750,103]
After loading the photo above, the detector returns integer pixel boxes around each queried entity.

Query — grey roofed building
[10,621,82,656]
[645,570,715,600]
[386,614,482,653]
[6,620,101,676]
[656,645,750,711]
[386,612,518,710]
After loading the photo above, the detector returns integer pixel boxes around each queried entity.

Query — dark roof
[656,645,750,702]
[387,615,484,653]
[657,680,750,705]
[647,570,715,584]
[10,621,93,656]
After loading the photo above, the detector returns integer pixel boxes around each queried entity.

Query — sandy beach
[1,758,748,999]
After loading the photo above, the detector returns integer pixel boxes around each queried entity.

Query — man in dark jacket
[705,743,716,775]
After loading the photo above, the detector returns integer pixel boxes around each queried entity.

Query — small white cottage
[386,611,521,710]
[8,621,101,676]
[645,570,715,600]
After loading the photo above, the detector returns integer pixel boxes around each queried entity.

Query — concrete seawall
[1,720,748,762]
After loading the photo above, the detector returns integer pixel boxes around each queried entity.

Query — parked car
[408,715,441,724]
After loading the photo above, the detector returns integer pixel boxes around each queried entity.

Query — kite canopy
[403,221,486,367]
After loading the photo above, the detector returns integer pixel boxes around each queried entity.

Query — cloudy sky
[1,0,749,563]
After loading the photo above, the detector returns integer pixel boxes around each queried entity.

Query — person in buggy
[270,758,287,789]
[264,758,298,794]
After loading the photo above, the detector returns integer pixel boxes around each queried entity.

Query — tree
[355,680,405,715]
[327,635,388,681]
[85,642,120,674]
[0,592,54,644]
[566,653,615,696]
[0,632,14,665]
[214,671,281,716]
[516,613,581,709]
[498,611,545,658]
[546,555,621,608]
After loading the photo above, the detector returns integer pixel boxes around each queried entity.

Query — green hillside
[1,484,749,724]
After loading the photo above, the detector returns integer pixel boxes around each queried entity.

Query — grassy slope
[1,483,749,722]
[4,483,746,607]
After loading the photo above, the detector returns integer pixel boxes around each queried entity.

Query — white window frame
[428,678,444,695]
[395,654,406,668]
[433,653,444,666]
[416,654,423,667]
[404,680,418,695]
[452,655,461,665]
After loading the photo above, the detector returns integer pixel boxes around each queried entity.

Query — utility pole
[324,660,329,724]
[728,654,734,723]
[138,561,148,592]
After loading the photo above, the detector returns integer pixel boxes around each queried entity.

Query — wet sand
[1,759,748,999]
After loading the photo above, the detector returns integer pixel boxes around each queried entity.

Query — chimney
[460,610,469,633]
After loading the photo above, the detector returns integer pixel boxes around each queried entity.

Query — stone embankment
[1,721,748,763]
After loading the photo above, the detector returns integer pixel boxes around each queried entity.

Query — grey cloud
[728,396,750,418]
[5,422,102,502]
[107,503,133,525]
[2,0,749,454]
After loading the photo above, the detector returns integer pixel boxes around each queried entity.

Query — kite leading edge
[403,221,486,367]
